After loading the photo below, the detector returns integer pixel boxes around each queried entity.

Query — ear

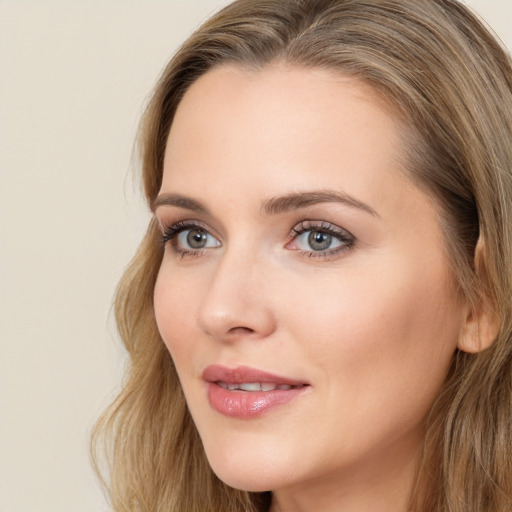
[458,301,500,353]
[458,236,501,353]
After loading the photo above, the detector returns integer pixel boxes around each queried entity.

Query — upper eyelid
[290,220,354,238]
[159,218,217,236]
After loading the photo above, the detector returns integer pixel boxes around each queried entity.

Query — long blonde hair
[92,1,512,510]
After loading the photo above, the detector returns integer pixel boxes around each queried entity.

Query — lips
[202,365,310,418]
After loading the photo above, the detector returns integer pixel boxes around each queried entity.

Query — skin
[153,64,469,512]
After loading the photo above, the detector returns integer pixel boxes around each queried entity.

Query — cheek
[154,266,199,362]
[285,260,461,405]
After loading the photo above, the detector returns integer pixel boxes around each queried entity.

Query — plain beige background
[0,1,510,511]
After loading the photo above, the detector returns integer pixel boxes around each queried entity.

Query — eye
[162,221,221,256]
[299,230,339,251]
[286,221,354,258]
[177,228,218,250]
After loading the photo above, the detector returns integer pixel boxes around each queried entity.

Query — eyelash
[288,221,355,259]
[160,219,355,260]
[161,220,214,258]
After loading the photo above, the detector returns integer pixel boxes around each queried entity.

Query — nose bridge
[197,240,275,341]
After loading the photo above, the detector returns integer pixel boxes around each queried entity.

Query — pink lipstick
[202,365,309,418]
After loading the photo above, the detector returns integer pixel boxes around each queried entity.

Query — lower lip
[207,382,308,418]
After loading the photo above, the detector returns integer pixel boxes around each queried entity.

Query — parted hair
[91,1,512,510]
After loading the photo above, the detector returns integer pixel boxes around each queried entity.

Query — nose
[197,247,277,342]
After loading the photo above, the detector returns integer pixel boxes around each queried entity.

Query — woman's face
[153,64,466,503]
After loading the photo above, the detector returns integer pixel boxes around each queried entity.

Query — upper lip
[202,364,309,386]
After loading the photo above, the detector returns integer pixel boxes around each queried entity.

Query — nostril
[227,326,256,336]
[197,290,276,340]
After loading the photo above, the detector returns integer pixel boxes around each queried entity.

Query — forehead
[162,64,411,204]
[166,63,399,151]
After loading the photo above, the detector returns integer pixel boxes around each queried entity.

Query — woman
[92,0,512,510]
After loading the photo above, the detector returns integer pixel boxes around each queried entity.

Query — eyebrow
[152,190,378,217]
[151,194,211,214]
[262,190,378,217]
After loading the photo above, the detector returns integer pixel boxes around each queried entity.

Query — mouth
[216,382,302,391]
[202,365,310,418]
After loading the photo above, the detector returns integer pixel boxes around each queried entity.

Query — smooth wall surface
[0,1,510,511]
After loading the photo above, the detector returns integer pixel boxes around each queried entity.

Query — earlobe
[457,303,500,354]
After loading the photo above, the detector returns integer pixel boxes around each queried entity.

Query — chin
[202,442,288,492]
[214,471,274,493]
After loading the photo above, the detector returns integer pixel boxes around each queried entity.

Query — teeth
[216,382,295,392]
[239,382,261,391]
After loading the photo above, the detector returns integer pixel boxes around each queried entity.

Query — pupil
[187,229,207,248]
[308,231,332,251]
